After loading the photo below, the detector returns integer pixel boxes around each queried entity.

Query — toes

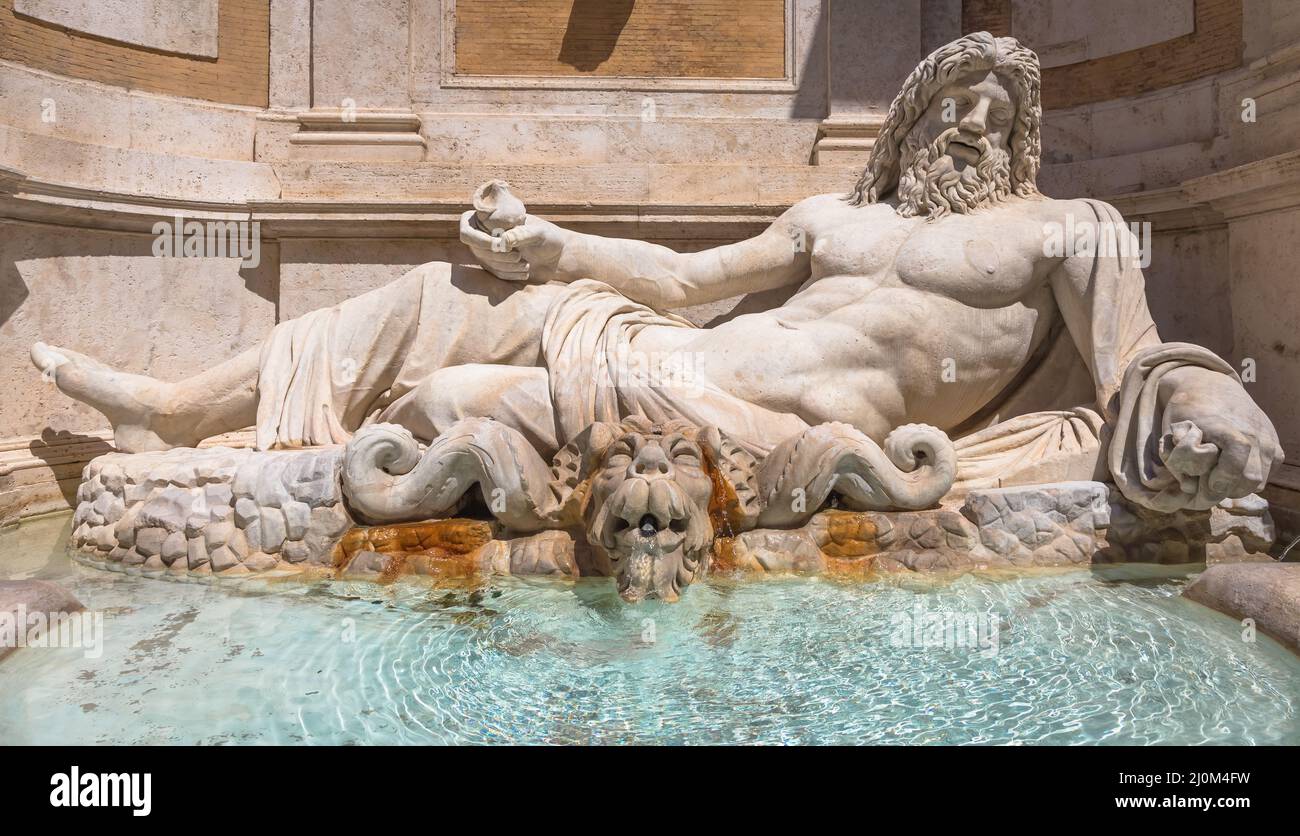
[30,342,68,377]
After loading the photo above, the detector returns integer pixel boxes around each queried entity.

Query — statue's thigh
[423,264,566,367]
[377,364,558,455]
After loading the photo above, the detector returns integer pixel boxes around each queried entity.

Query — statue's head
[849,31,1041,218]
[571,416,758,602]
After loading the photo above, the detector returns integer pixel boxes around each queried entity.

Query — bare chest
[809,209,1051,308]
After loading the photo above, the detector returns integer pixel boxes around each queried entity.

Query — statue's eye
[671,443,700,465]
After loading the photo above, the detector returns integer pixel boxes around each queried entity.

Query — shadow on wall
[0,263,28,329]
[0,230,278,329]
[789,3,828,121]
[27,429,113,509]
[558,0,635,71]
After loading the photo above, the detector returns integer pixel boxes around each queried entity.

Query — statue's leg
[30,342,260,452]
[377,365,559,456]
[31,262,562,452]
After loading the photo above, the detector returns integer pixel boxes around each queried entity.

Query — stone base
[727,481,1276,576]
[72,447,351,576]
[1184,563,1300,653]
[71,449,1276,583]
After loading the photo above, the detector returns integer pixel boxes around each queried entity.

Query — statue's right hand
[459,210,532,282]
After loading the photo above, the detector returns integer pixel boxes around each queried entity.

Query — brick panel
[0,0,269,107]
[454,0,786,79]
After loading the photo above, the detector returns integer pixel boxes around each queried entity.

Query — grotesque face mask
[585,420,720,602]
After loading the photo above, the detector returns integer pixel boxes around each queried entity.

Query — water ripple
[1,554,1298,744]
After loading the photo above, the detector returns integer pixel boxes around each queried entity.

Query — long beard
[896,128,1012,219]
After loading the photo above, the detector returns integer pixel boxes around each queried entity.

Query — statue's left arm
[1047,199,1283,510]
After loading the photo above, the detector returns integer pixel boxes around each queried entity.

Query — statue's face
[585,427,716,603]
[895,68,1018,217]
[913,69,1015,172]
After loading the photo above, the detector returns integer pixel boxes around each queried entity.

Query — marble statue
[41,32,1284,600]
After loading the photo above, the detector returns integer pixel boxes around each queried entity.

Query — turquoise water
[2,513,1298,745]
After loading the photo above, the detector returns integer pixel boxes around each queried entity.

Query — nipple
[964,238,1000,276]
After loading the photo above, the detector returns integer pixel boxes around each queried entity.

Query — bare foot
[31,342,199,452]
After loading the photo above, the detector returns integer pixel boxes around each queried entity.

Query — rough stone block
[1184,563,1300,653]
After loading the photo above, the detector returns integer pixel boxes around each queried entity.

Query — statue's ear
[549,421,621,499]
[698,426,761,531]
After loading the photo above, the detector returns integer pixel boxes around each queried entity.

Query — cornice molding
[1182,150,1300,220]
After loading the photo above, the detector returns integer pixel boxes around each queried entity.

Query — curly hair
[848,32,1041,207]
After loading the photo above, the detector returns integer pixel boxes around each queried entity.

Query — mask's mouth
[614,511,689,540]
[594,479,706,603]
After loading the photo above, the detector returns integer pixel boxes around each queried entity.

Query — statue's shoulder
[783,193,891,227]
[1027,195,1131,226]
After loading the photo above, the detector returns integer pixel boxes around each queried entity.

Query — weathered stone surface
[506,530,578,577]
[72,446,350,575]
[1184,563,1300,653]
[233,497,259,528]
[281,540,309,563]
[242,552,278,572]
[160,530,187,564]
[723,483,1276,577]
[340,550,394,579]
[740,528,825,572]
[204,483,233,509]
[204,520,234,550]
[71,436,1278,592]
[283,500,310,540]
[258,508,287,553]
[136,492,193,533]
[134,526,167,557]
[209,545,239,572]
[186,535,207,569]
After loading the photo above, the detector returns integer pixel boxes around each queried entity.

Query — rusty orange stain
[333,518,496,582]
[818,510,881,559]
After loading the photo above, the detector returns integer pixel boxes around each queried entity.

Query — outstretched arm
[460,195,826,309]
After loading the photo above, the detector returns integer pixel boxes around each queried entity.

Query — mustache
[593,477,692,550]
[941,128,990,154]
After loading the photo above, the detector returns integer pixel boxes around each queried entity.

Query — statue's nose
[629,444,673,479]
[959,97,991,135]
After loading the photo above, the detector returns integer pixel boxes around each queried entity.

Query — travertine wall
[0,220,278,439]
[2,0,1299,526]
